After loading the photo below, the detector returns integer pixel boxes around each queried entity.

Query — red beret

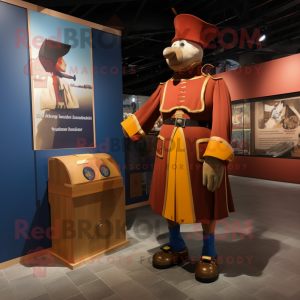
[172,14,219,49]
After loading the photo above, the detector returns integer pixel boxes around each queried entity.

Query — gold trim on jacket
[159,76,211,113]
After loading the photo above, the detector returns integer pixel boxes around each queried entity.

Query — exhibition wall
[217,54,300,183]
[0,0,124,264]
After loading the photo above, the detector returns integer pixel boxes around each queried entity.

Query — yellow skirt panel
[163,128,196,224]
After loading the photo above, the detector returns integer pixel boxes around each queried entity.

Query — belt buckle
[175,118,186,128]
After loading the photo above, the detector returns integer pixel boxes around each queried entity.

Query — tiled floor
[1,175,300,300]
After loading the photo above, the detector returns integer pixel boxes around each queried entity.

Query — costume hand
[203,156,224,192]
[122,127,129,138]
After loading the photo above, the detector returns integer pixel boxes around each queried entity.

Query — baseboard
[0,248,51,270]
[0,239,131,271]
[125,201,149,210]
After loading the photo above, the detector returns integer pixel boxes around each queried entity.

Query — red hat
[171,14,219,49]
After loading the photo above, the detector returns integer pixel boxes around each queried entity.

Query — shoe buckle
[201,256,212,263]
[161,245,171,253]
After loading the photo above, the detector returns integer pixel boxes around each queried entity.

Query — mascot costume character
[121,13,235,283]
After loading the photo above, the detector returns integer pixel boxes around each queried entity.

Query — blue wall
[0,2,125,263]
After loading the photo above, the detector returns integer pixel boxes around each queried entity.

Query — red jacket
[122,66,235,223]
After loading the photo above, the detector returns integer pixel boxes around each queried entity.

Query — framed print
[254,95,300,157]
[231,94,300,158]
[27,10,95,150]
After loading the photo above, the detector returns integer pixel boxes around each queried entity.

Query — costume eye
[180,42,185,47]
[172,43,176,47]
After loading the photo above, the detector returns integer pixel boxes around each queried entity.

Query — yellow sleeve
[121,115,145,138]
[203,136,234,162]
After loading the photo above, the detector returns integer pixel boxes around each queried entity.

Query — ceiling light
[259,27,266,42]
[259,34,266,42]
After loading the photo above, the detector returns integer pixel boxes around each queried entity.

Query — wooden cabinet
[48,153,129,269]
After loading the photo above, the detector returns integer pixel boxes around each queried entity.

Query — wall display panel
[231,94,300,159]
[231,102,251,155]
[28,10,95,150]
[254,96,300,157]
[0,1,38,264]
[0,0,124,265]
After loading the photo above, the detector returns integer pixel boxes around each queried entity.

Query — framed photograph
[231,94,300,158]
[254,95,300,157]
[27,10,95,150]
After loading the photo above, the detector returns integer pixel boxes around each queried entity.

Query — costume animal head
[163,40,203,72]
[163,14,219,72]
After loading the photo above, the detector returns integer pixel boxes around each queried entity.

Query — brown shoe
[152,245,189,269]
[195,256,219,283]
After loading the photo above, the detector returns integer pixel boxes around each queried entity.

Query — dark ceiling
[25,0,300,95]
